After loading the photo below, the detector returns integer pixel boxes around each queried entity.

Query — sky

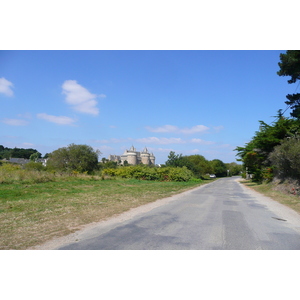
[0,50,294,164]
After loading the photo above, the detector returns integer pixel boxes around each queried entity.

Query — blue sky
[0,50,293,164]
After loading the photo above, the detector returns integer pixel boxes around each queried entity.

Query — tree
[225,162,243,176]
[185,154,212,177]
[278,50,300,119]
[269,137,300,180]
[43,153,50,159]
[210,159,227,177]
[47,144,101,173]
[30,152,42,161]
[165,151,183,167]
[235,112,300,181]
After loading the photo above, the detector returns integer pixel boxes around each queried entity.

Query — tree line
[164,151,242,177]
[1,142,241,182]
[0,145,43,160]
[235,50,300,183]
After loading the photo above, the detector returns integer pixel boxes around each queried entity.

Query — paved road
[58,177,300,250]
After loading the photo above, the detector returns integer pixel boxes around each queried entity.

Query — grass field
[0,176,208,250]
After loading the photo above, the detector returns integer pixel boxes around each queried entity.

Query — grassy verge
[0,176,209,250]
[240,180,300,214]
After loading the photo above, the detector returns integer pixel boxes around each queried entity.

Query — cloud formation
[136,137,185,144]
[37,113,76,125]
[0,77,14,97]
[62,80,103,115]
[2,118,28,126]
[146,124,209,134]
[191,138,215,145]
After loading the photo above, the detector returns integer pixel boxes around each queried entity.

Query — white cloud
[62,80,101,115]
[189,149,201,154]
[146,124,209,134]
[146,125,178,133]
[37,113,76,125]
[136,137,186,144]
[191,138,215,145]
[17,113,32,119]
[180,125,209,134]
[213,126,224,132]
[0,77,14,97]
[2,118,28,126]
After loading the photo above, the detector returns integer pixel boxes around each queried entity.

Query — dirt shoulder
[238,178,300,215]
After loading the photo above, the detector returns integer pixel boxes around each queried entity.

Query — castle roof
[142,146,149,153]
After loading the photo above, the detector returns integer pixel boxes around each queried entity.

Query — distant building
[2,158,48,166]
[108,146,155,166]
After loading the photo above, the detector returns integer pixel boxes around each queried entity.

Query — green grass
[0,176,208,250]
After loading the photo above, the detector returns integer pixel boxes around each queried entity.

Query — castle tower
[150,152,155,165]
[141,147,150,165]
[121,150,128,165]
[127,146,137,165]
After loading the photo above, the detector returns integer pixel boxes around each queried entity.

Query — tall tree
[277,50,300,119]
[210,159,227,177]
[47,144,101,173]
[235,112,300,181]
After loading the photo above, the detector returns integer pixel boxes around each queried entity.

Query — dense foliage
[235,114,300,182]
[277,50,300,119]
[269,137,300,180]
[103,165,195,182]
[47,144,101,174]
[0,145,41,159]
[164,151,241,178]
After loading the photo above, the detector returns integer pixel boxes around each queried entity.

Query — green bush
[269,138,300,180]
[167,166,194,182]
[24,161,45,171]
[102,165,194,182]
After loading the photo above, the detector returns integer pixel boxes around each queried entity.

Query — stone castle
[108,146,155,165]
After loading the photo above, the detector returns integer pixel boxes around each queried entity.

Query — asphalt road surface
[57,177,300,250]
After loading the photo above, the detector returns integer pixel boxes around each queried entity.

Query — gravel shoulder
[237,178,300,230]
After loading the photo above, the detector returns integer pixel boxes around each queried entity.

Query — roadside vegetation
[235,50,300,201]
[0,171,211,250]
[0,137,239,249]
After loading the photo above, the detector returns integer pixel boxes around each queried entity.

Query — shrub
[262,167,274,183]
[102,168,118,177]
[167,166,193,182]
[0,162,55,184]
[269,138,300,180]
[24,161,45,171]
[102,165,194,182]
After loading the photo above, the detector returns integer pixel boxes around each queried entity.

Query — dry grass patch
[240,180,300,214]
[0,177,206,249]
